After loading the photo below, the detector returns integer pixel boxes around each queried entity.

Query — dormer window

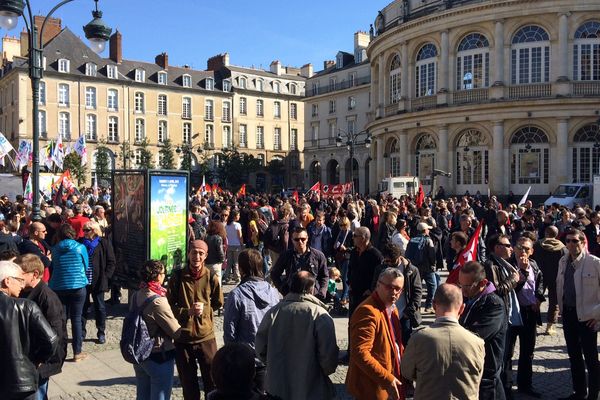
[223,80,231,92]
[289,83,297,95]
[256,79,264,91]
[135,69,145,83]
[239,77,247,89]
[107,65,118,79]
[336,53,343,69]
[273,81,280,93]
[158,71,168,85]
[205,78,214,90]
[182,74,192,88]
[58,58,70,73]
[85,63,97,77]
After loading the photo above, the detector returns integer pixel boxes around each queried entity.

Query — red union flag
[321,183,352,197]
[446,220,484,285]
[307,181,320,193]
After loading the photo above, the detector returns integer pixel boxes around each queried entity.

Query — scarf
[140,280,167,297]
[83,236,101,259]
[189,265,206,281]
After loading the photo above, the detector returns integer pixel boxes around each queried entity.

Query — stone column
[438,125,450,188]
[440,31,449,92]
[401,42,409,99]
[492,121,505,194]
[399,130,408,174]
[555,118,569,186]
[376,137,384,182]
[493,20,505,86]
[557,13,570,82]
[378,54,385,115]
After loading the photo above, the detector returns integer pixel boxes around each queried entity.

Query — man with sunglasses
[270,226,329,299]
[556,229,600,400]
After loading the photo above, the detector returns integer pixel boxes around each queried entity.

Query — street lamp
[336,129,371,195]
[0,0,111,220]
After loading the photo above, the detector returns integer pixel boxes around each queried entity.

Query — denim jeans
[225,245,243,281]
[36,377,49,400]
[56,287,86,355]
[422,271,440,309]
[82,286,106,339]
[339,259,350,301]
[133,358,175,400]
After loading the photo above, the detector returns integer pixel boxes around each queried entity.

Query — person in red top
[17,222,52,282]
[68,204,90,239]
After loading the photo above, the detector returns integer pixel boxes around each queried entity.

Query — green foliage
[62,152,87,186]
[267,158,285,187]
[158,138,175,170]
[216,147,261,189]
[179,143,192,171]
[95,144,112,181]
[137,138,155,170]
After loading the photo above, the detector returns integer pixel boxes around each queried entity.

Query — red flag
[306,181,320,194]
[237,184,246,197]
[415,183,425,208]
[447,220,485,284]
[293,190,299,203]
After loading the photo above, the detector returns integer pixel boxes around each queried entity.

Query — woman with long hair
[224,210,243,284]
[205,220,227,285]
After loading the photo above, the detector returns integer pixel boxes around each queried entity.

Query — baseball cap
[417,222,433,231]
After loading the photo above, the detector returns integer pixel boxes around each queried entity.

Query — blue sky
[20,0,392,72]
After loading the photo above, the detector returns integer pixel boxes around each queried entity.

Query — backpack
[404,236,428,268]
[256,216,269,241]
[120,293,160,364]
[263,221,288,253]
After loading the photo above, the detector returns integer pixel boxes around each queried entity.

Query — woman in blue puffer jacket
[49,223,89,362]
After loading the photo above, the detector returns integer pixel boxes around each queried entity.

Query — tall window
[415,133,437,185]
[572,123,600,182]
[85,114,97,141]
[222,101,231,122]
[182,74,192,88]
[510,126,549,185]
[39,81,46,105]
[348,96,356,110]
[257,99,264,116]
[107,89,118,111]
[256,79,264,91]
[456,33,490,90]
[347,119,356,135]
[274,101,281,118]
[182,97,191,119]
[158,94,167,116]
[205,124,214,146]
[85,63,97,77]
[239,77,247,89]
[183,122,192,144]
[38,110,47,138]
[205,78,214,90]
[312,104,318,117]
[205,99,214,120]
[239,97,247,115]
[329,100,336,114]
[135,69,145,82]
[389,54,401,103]
[290,128,298,150]
[58,112,70,139]
[416,43,438,97]
[135,119,145,142]
[256,126,264,148]
[58,58,69,73]
[134,92,145,113]
[223,126,232,148]
[58,83,69,106]
[289,84,297,95]
[158,120,168,143]
[273,81,280,93]
[511,25,550,84]
[108,116,119,142]
[85,87,97,109]
[290,103,297,119]
[158,71,168,85]
[455,129,490,185]
[239,124,247,147]
[106,65,118,79]
[573,21,600,81]
[274,128,281,150]
[388,139,401,177]
[223,80,231,92]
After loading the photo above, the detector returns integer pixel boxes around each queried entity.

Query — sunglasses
[566,238,581,244]
[293,237,308,242]
[83,228,92,232]
[497,243,512,248]
[378,280,403,292]
[516,245,531,251]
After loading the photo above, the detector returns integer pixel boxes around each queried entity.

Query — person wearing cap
[404,222,437,313]
[67,203,90,240]
[167,239,224,399]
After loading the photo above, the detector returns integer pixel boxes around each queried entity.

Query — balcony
[572,81,600,97]
[306,75,371,97]
[409,95,437,111]
[508,83,551,99]
[452,88,489,105]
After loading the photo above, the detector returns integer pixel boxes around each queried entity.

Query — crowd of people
[0,186,599,400]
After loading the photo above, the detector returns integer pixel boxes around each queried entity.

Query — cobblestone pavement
[50,276,576,400]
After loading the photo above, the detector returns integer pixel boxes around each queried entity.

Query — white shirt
[225,222,242,246]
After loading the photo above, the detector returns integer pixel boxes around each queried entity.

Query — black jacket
[18,238,51,269]
[531,238,567,287]
[270,247,329,299]
[0,231,19,254]
[484,253,519,318]
[22,281,67,378]
[0,292,58,397]
[348,245,383,300]
[91,237,116,292]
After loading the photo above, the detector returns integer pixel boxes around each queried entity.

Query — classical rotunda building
[365,0,600,197]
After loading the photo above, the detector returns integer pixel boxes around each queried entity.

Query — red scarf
[189,265,206,281]
[372,291,403,378]
[140,281,167,297]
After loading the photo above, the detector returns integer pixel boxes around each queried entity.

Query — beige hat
[417,222,433,231]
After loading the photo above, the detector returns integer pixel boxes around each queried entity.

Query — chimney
[301,63,314,78]
[109,30,122,64]
[207,53,229,71]
[34,15,62,46]
[324,60,335,70]
[155,52,168,69]
[354,31,370,51]
[270,60,282,75]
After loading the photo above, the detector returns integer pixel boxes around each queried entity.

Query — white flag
[518,186,531,206]
[51,134,65,169]
[0,131,15,158]
[74,136,87,166]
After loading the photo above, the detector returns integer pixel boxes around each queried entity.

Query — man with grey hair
[348,226,383,318]
[0,260,58,399]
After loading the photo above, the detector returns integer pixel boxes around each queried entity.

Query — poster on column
[149,174,188,275]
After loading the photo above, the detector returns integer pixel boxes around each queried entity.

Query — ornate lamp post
[336,129,371,195]
[0,0,111,220]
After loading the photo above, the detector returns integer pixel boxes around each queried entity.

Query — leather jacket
[0,292,58,397]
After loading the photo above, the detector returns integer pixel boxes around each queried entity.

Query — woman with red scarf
[131,260,181,400]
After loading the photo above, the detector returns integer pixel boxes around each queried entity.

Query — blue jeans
[422,271,440,309]
[339,259,350,301]
[133,357,175,400]
[36,377,49,400]
[56,287,86,355]
[82,286,106,339]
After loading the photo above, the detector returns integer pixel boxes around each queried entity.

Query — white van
[379,176,420,198]
[544,183,592,208]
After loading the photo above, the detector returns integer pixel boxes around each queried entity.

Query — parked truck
[378,176,420,198]
[543,177,600,208]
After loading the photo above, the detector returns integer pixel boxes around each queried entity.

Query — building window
[329,100,336,114]
[415,43,438,97]
[274,128,282,150]
[135,118,145,142]
[511,25,550,84]
[414,133,437,186]
[239,124,247,147]
[273,81,280,93]
[38,110,46,138]
[223,80,231,92]
[456,33,490,90]
[205,99,214,120]
[205,124,214,147]
[183,122,192,144]
[239,97,247,115]
[256,99,264,116]
[223,126,232,148]
[329,78,336,91]
[239,77,247,89]
[290,128,298,150]
[158,94,167,116]
[58,83,69,106]
[134,149,142,166]
[290,83,297,95]
[274,101,281,118]
[158,71,168,85]
[455,129,490,185]
[573,21,600,81]
[572,123,600,182]
[182,74,192,88]
[348,96,356,110]
[347,119,356,135]
[311,83,319,95]
[85,114,97,141]
[134,92,145,113]
[349,72,356,86]
[108,116,119,142]
[58,112,70,140]
[205,78,214,90]
[311,124,319,141]
[85,62,97,77]
[312,104,318,117]
[256,79,264,91]
[135,69,145,83]
[58,58,69,73]
[329,121,337,139]
[107,89,118,111]
[256,126,264,148]
[158,120,168,143]
[290,103,297,119]
[389,54,401,103]
[222,101,231,122]
[107,65,118,79]
[39,81,46,105]
[182,97,191,119]
[85,87,97,109]
[510,125,549,184]
[336,53,344,69]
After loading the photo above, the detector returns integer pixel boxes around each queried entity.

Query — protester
[405,222,437,313]
[205,220,227,286]
[18,221,52,281]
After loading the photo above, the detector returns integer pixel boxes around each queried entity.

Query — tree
[62,152,87,186]
[137,138,154,170]
[158,138,175,169]
[179,143,192,171]
[118,141,134,169]
[267,158,286,188]
[95,144,112,182]
[216,147,261,189]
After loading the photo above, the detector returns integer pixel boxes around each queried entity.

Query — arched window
[388,138,401,177]
[511,25,550,84]
[574,21,600,81]
[309,161,321,184]
[389,54,402,104]
[455,129,490,185]
[326,159,340,184]
[456,33,490,90]
[415,44,438,97]
[415,133,437,185]
[510,126,549,185]
[573,123,600,182]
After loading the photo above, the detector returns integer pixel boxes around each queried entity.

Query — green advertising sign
[149,174,187,274]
